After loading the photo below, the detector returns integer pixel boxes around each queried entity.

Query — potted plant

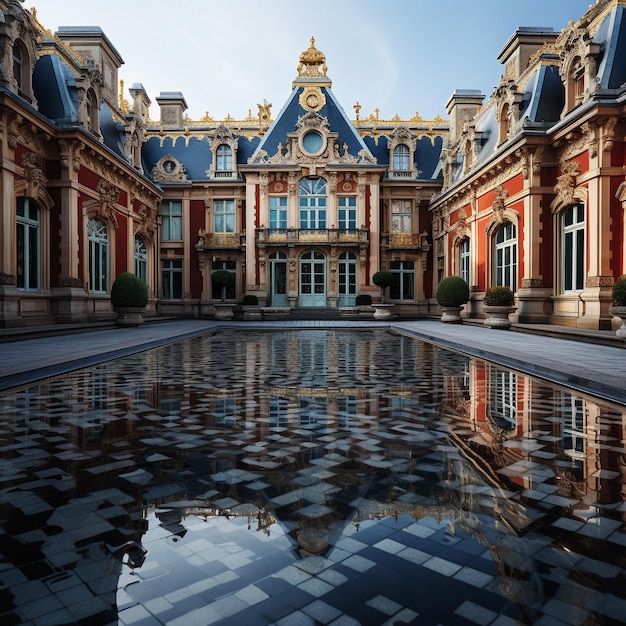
[609,275,626,337]
[483,285,517,329]
[110,272,148,326]
[211,269,235,319]
[436,275,469,323]
[241,294,261,320]
[371,271,395,319]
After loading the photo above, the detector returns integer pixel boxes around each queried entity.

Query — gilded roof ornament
[297,37,328,78]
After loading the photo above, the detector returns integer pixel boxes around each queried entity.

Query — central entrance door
[299,250,326,307]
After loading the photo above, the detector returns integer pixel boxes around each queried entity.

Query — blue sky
[34,1,595,122]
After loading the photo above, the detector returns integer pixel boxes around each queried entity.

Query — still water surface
[0,329,624,625]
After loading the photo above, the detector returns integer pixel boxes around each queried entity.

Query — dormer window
[12,39,32,100]
[498,103,510,144]
[387,127,417,179]
[209,126,238,179]
[12,43,23,91]
[216,144,233,171]
[86,88,99,135]
[571,57,585,107]
[393,145,410,171]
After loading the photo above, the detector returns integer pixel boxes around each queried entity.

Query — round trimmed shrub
[436,276,469,307]
[612,275,626,306]
[355,294,372,306]
[211,269,235,289]
[484,285,515,307]
[110,272,148,308]
[372,271,394,289]
[242,294,258,306]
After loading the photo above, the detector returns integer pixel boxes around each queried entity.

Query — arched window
[299,178,327,229]
[12,41,24,92]
[16,198,40,290]
[561,204,585,293]
[134,236,148,284]
[393,144,410,171]
[87,218,108,293]
[216,144,232,171]
[459,238,470,285]
[494,222,517,290]
[567,56,585,111]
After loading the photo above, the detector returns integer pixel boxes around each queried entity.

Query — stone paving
[0,321,624,625]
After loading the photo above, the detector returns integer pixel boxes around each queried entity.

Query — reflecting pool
[0,329,625,625]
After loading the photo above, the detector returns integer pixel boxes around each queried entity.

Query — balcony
[382,232,431,251]
[196,232,245,250]
[256,228,369,246]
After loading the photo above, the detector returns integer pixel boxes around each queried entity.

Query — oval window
[301,131,324,155]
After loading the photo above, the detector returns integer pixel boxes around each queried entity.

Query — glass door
[299,250,326,307]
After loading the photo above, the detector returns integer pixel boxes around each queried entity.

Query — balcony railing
[256,228,369,246]
[196,232,245,249]
[382,232,431,250]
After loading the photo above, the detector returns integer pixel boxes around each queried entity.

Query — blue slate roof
[33,54,77,123]
[252,86,373,162]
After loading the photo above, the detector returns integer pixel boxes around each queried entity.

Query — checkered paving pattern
[0,329,624,625]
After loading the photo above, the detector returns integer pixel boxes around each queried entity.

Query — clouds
[34,1,594,123]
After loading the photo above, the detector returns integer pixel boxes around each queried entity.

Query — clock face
[301,131,324,155]
[306,93,319,108]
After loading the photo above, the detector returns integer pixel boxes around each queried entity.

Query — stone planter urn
[214,303,235,320]
[439,305,464,323]
[114,307,144,327]
[372,303,395,320]
[484,306,517,329]
[609,306,626,337]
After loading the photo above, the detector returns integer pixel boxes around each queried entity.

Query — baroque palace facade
[0,0,624,329]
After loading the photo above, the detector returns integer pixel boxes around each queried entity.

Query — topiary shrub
[211,270,235,301]
[242,294,258,306]
[436,276,469,307]
[612,275,626,306]
[484,285,515,307]
[110,272,148,309]
[356,294,372,306]
[372,271,394,303]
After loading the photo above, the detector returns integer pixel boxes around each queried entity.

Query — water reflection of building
[0,329,625,623]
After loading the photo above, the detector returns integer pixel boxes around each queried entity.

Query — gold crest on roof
[297,37,328,78]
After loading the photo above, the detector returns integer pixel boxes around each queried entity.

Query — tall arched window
[16,198,40,290]
[393,144,410,171]
[299,178,327,229]
[561,204,585,293]
[134,236,148,284]
[494,222,517,290]
[87,218,108,293]
[216,144,232,171]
